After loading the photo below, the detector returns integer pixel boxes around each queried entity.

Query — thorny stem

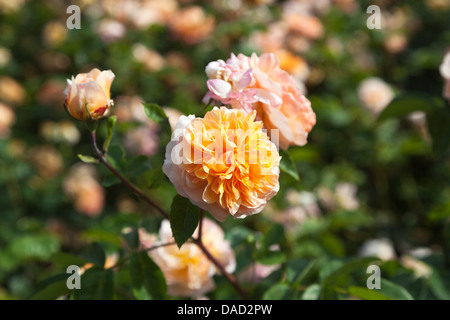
[90,131,169,220]
[90,130,248,299]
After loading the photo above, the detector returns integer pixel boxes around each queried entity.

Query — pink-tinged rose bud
[64,68,115,121]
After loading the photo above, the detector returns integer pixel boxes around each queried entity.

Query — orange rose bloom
[163,107,280,221]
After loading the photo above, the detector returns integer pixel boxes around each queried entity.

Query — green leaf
[261,223,285,250]
[129,252,167,300]
[143,103,172,147]
[138,167,164,190]
[263,283,295,300]
[301,284,321,300]
[10,234,60,260]
[122,227,139,250]
[29,274,70,300]
[377,278,414,300]
[50,252,89,268]
[427,106,450,157]
[103,115,117,153]
[348,286,391,300]
[143,103,168,124]
[81,229,122,247]
[79,242,106,267]
[73,267,114,300]
[169,195,200,248]
[428,202,450,221]
[279,149,300,181]
[127,155,152,179]
[321,258,378,300]
[257,250,286,266]
[377,93,435,122]
[77,154,99,164]
[286,259,317,285]
[429,269,450,300]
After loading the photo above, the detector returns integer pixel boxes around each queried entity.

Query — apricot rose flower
[162,107,280,221]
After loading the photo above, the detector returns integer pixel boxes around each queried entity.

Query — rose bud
[64,68,115,121]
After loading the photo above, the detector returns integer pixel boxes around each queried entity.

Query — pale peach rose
[283,13,324,40]
[204,53,316,149]
[163,107,280,221]
[317,182,359,212]
[42,21,68,47]
[238,263,279,284]
[249,22,288,53]
[145,219,235,297]
[0,47,11,68]
[439,51,450,103]
[132,44,166,72]
[0,102,15,139]
[63,164,105,217]
[0,76,26,105]
[124,126,160,157]
[400,256,432,279]
[39,120,81,145]
[357,77,394,116]
[168,6,215,45]
[97,18,126,44]
[64,68,115,121]
[37,79,67,106]
[265,190,321,232]
[275,49,310,89]
[358,238,396,261]
[28,145,64,179]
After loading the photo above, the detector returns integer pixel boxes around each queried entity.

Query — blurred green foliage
[0,0,449,300]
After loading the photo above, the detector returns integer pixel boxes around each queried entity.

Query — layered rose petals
[162,107,280,221]
[204,52,316,150]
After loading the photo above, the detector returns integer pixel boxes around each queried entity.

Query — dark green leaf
[279,149,300,181]
[377,278,414,300]
[73,267,114,300]
[257,250,286,266]
[377,93,435,122]
[122,227,139,250]
[138,167,164,190]
[429,269,450,300]
[143,103,168,124]
[321,258,378,299]
[263,283,295,300]
[261,223,285,250]
[79,242,106,267]
[169,195,200,248]
[427,106,450,157]
[29,273,70,300]
[348,286,391,300]
[50,252,89,268]
[129,252,167,300]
